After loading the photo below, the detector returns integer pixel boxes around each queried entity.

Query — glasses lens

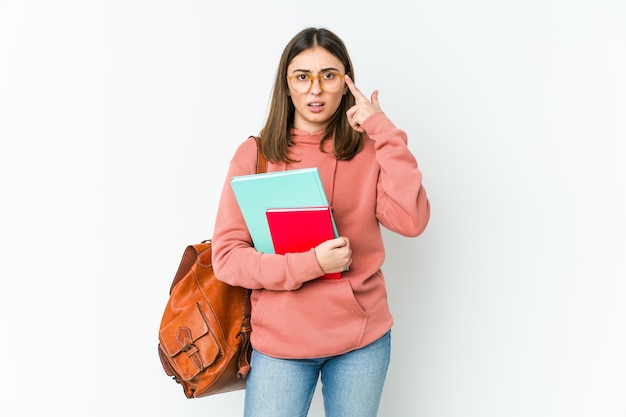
[320,72,342,92]
[290,74,310,93]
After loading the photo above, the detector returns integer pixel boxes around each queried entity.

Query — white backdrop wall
[1,1,625,416]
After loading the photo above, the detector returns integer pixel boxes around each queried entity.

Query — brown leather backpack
[157,137,266,398]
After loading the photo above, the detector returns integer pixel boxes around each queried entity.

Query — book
[230,167,338,254]
[266,206,341,279]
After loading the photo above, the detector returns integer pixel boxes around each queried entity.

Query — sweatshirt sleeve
[211,137,326,291]
[361,112,431,237]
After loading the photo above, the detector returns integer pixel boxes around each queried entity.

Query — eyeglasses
[286,71,346,93]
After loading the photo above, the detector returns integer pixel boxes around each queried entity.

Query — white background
[1,1,625,416]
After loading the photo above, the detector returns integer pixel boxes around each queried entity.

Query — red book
[266,206,341,279]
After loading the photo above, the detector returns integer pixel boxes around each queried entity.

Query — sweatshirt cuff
[361,111,398,136]
[286,248,326,285]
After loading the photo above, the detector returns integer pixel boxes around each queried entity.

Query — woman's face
[286,46,348,133]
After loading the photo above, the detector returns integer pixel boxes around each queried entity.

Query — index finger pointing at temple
[344,75,367,102]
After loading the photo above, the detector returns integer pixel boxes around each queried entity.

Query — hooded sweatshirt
[212,111,430,359]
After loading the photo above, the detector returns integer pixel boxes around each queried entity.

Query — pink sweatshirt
[212,112,430,359]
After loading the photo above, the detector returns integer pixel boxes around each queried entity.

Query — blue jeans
[243,330,391,417]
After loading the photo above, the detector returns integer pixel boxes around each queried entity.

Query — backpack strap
[252,136,267,175]
[237,135,267,379]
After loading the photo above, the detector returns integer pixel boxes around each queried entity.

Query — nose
[310,77,323,94]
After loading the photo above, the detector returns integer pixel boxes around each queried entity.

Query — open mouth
[308,102,325,111]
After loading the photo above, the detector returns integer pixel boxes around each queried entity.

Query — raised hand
[344,74,382,132]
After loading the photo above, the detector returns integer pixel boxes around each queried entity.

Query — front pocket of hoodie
[250,279,368,358]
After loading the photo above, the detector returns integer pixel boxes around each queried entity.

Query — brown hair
[259,27,362,163]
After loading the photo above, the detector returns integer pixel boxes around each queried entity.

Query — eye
[295,73,309,81]
[322,72,337,80]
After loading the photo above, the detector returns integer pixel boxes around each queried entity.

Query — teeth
[309,103,323,106]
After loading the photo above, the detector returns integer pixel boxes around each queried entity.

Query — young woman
[212,27,430,417]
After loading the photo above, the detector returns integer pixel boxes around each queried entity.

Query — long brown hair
[259,27,362,163]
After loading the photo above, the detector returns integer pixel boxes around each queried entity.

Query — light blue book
[230,167,339,253]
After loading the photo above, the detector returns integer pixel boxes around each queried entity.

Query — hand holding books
[313,237,352,279]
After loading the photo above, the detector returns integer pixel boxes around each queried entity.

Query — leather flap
[159,303,210,356]
[159,303,222,381]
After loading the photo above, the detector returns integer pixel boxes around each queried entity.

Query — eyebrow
[289,67,341,74]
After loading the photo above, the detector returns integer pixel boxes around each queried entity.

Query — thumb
[331,237,348,248]
[371,90,380,107]
[325,237,349,250]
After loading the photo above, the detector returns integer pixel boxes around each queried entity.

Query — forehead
[287,47,344,72]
